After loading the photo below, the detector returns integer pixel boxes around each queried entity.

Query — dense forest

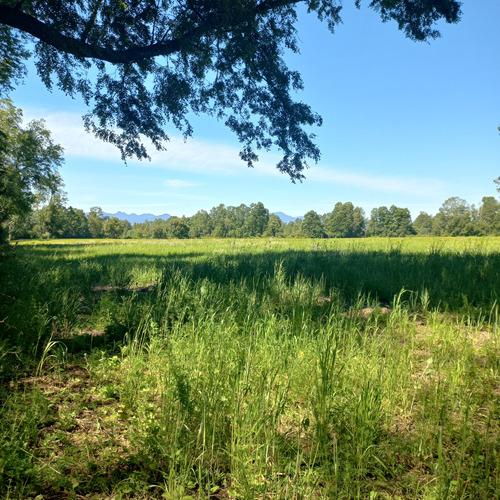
[9,183,500,240]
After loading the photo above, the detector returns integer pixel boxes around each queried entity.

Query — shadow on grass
[17,242,500,312]
[0,241,498,373]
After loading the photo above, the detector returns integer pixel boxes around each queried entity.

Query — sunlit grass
[0,238,499,498]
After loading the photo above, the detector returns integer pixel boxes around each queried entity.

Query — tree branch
[0,1,305,64]
[80,0,104,43]
[0,5,181,63]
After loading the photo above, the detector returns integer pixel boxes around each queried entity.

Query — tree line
[9,185,500,240]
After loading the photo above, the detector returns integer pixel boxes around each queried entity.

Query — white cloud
[23,109,250,173]
[23,109,122,161]
[307,164,446,198]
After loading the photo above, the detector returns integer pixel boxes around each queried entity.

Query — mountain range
[101,211,171,224]
[101,211,303,224]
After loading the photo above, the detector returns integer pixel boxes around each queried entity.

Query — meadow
[0,237,499,499]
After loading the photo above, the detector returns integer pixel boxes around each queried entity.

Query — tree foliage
[87,206,104,237]
[0,24,29,93]
[367,205,413,237]
[324,201,364,237]
[412,211,433,235]
[302,210,324,238]
[434,197,477,236]
[478,196,500,236]
[0,0,461,179]
[104,216,130,238]
[0,98,63,243]
[265,213,285,236]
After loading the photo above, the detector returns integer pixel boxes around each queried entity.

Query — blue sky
[11,1,500,218]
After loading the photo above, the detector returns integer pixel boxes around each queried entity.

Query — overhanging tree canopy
[0,0,461,180]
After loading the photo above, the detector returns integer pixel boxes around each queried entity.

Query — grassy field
[0,237,499,499]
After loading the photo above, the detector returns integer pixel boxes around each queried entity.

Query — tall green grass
[0,238,498,498]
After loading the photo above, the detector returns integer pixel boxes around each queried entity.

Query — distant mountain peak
[272,212,304,223]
